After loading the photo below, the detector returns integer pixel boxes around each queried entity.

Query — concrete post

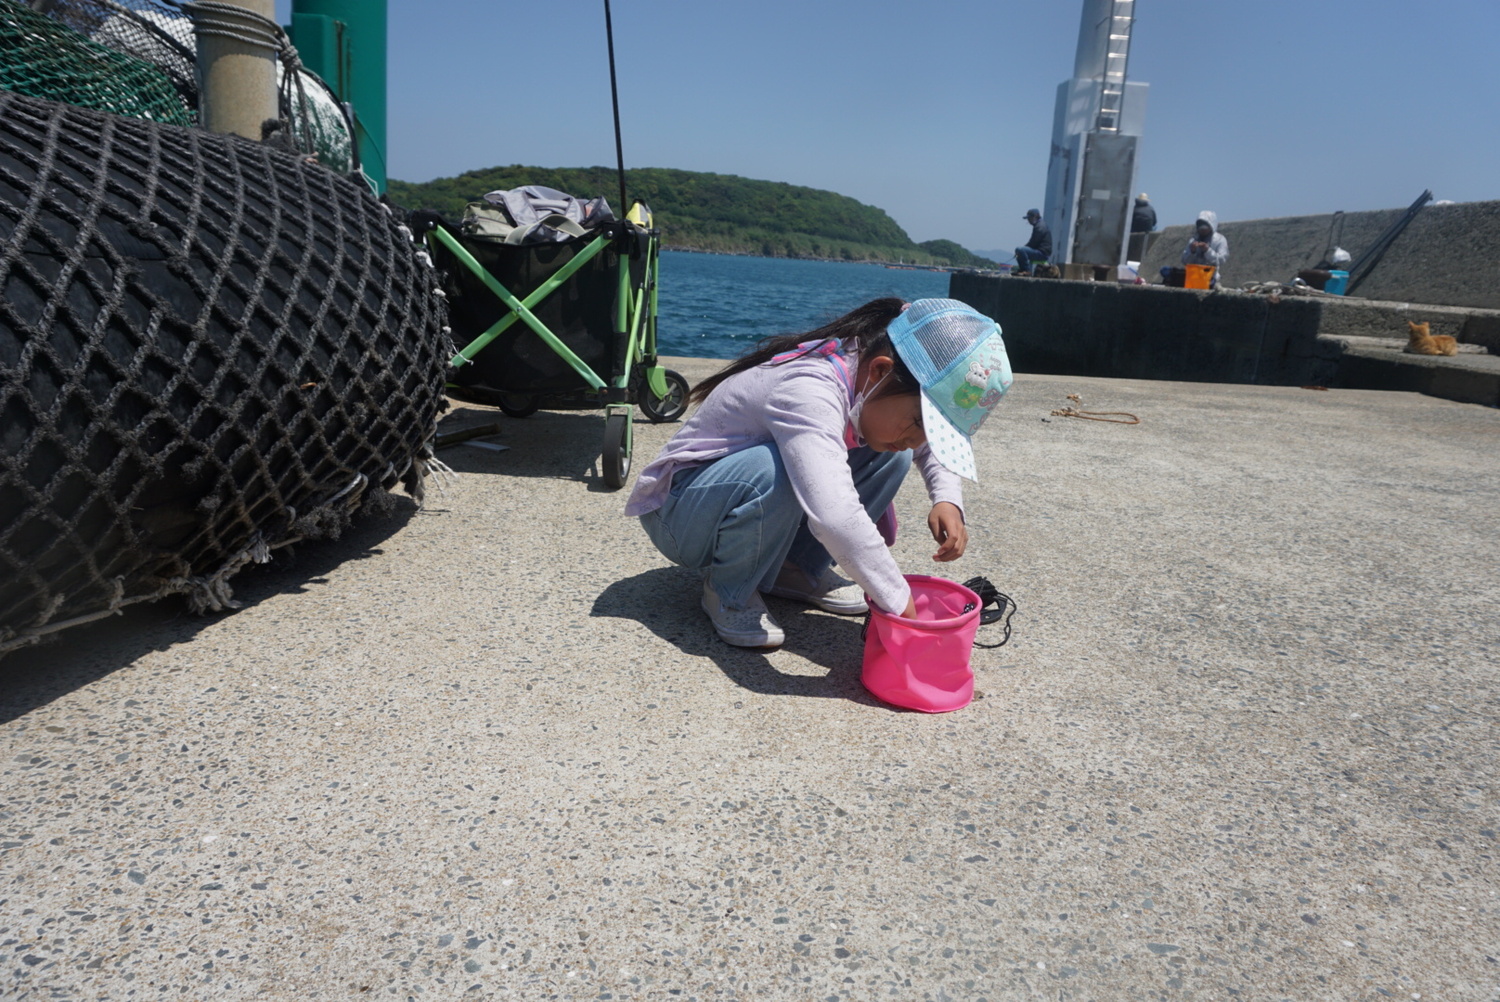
[196,0,279,141]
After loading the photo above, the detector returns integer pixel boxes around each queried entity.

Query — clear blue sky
[279,1,1498,254]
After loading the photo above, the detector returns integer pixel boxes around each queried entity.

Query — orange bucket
[1184,264,1215,289]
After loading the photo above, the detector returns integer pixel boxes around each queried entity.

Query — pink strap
[770,338,853,391]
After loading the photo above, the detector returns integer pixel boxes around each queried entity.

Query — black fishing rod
[1346,189,1433,295]
[603,0,628,214]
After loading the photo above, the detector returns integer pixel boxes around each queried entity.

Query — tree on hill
[387,167,994,267]
[917,239,999,269]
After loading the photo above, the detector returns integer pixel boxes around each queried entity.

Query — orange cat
[1404,320,1458,356]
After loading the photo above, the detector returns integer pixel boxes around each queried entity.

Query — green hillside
[387,166,997,268]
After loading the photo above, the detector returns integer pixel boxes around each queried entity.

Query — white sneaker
[701,580,785,648]
[764,562,868,615]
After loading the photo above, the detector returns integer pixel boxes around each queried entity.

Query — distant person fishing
[1162,210,1229,287]
[1131,193,1156,233]
[624,298,1012,649]
[1014,209,1052,275]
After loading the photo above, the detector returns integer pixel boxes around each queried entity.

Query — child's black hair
[688,297,918,406]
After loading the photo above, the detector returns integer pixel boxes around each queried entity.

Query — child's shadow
[591,567,881,704]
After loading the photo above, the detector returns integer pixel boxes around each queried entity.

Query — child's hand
[927,502,967,562]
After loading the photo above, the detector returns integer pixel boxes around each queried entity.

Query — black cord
[861,577,1017,649]
[963,576,1016,648]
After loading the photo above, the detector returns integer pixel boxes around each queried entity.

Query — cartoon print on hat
[937,345,1011,436]
[952,362,987,409]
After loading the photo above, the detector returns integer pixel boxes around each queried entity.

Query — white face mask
[848,371,889,442]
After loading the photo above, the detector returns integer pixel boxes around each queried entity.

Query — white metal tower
[1041,0,1148,267]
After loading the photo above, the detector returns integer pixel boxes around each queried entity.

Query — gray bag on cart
[461,184,615,245]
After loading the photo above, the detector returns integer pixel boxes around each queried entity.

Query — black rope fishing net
[0,91,449,654]
[7,0,358,171]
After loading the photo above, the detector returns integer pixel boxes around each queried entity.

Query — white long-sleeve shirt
[624,341,963,613]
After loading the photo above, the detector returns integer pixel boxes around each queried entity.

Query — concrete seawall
[1138,199,1500,310]
[950,273,1500,407]
[952,273,1329,385]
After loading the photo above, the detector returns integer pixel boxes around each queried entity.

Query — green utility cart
[421,200,687,489]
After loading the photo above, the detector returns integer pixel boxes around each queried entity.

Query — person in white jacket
[1181,210,1229,282]
[625,298,1012,648]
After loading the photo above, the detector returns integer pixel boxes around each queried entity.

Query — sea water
[655,251,951,360]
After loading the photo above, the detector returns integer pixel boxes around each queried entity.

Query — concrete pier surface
[2,361,1497,1001]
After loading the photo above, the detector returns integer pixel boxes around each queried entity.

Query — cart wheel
[602,412,631,489]
[639,369,689,423]
[497,392,540,418]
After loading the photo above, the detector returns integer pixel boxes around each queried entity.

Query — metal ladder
[1094,0,1136,132]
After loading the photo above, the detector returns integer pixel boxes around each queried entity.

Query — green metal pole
[288,0,387,192]
[616,284,646,391]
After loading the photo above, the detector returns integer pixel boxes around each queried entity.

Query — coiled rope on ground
[1049,394,1141,424]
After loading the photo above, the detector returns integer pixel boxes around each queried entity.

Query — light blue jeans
[640,444,912,610]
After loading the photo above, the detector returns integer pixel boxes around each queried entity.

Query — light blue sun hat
[887,299,1012,481]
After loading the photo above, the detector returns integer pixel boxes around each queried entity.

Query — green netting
[282,65,354,173]
[0,0,193,127]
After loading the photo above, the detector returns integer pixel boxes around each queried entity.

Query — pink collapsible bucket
[862,575,981,713]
